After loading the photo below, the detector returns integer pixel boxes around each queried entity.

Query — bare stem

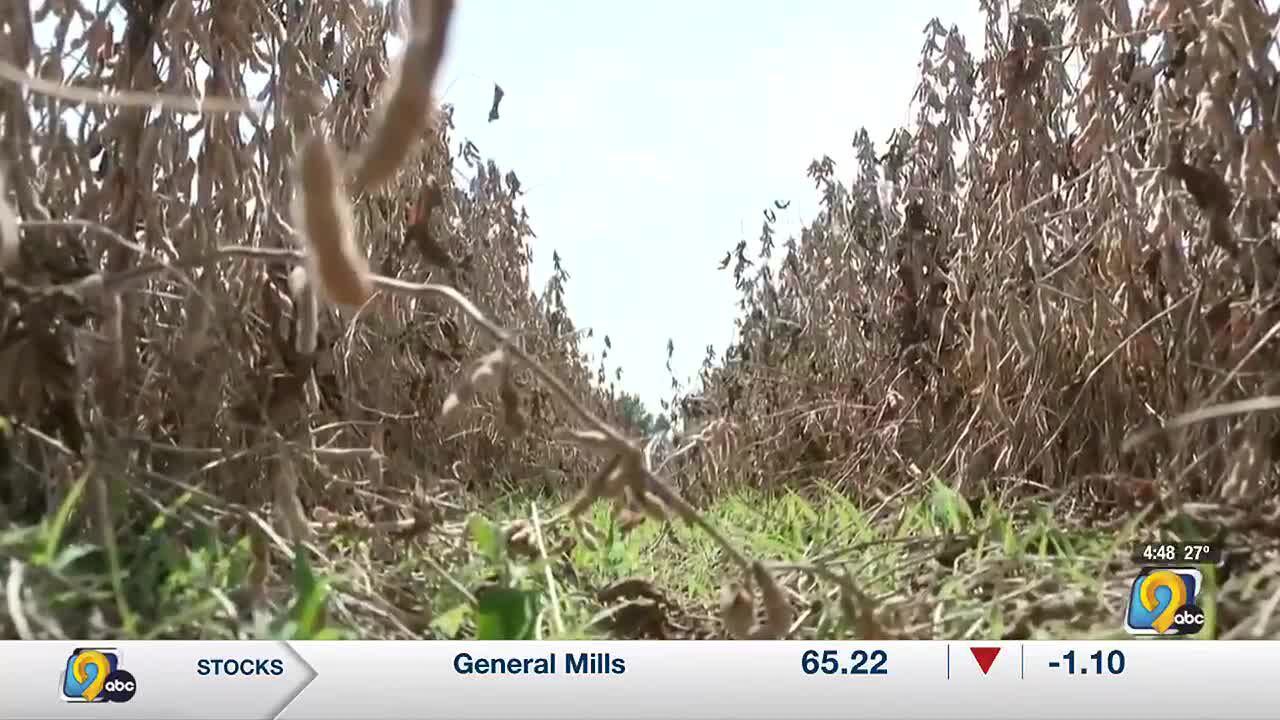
[0,57,257,115]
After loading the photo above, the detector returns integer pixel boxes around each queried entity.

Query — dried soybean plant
[0,0,805,639]
[284,0,802,639]
[677,0,1280,638]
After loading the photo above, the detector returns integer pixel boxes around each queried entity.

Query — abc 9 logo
[1170,605,1206,635]
[70,651,137,703]
[101,671,138,702]
[1146,572,1205,635]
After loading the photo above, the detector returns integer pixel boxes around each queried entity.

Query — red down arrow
[970,647,1001,675]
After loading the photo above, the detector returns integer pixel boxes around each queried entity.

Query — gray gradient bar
[1,641,1276,719]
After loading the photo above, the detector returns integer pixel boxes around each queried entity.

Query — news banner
[6,543,1276,719]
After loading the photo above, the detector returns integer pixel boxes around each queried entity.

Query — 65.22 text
[800,649,889,676]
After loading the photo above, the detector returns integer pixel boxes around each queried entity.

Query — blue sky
[432,1,986,411]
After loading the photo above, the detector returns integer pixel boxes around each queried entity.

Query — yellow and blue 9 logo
[60,648,137,703]
[1124,568,1205,636]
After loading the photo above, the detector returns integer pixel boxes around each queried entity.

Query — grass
[553,484,1139,641]
[4,474,1237,642]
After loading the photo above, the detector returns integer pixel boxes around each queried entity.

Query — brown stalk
[289,266,318,356]
[0,173,19,273]
[349,0,455,195]
[294,135,373,307]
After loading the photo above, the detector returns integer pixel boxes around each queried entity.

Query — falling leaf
[488,83,504,122]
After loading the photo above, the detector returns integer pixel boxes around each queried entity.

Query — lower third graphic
[1124,567,1205,636]
[60,648,137,703]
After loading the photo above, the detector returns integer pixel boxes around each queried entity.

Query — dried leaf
[837,574,886,640]
[719,581,755,639]
[404,220,453,267]
[614,506,645,533]
[591,598,669,639]
[503,519,536,559]
[499,374,525,437]
[751,561,792,639]
[597,577,669,606]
